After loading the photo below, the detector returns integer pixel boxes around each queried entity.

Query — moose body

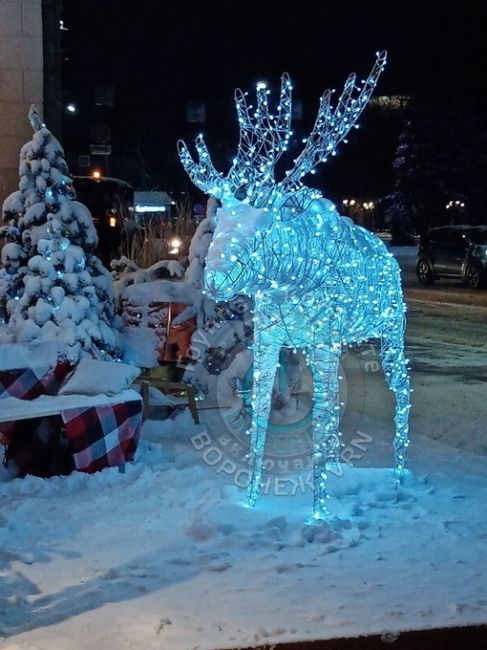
[205,194,409,517]
[178,52,411,519]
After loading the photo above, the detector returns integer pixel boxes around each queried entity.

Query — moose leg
[380,321,411,473]
[247,335,280,507]
[307,347,341,520]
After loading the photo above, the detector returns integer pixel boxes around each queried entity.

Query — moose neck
[245,204,347,298]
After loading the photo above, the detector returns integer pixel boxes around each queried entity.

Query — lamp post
[363,201,376,232]
[342,198,356,217]
[342,199,376,231]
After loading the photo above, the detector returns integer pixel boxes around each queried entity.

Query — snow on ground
[406,301,487,455]
[1,412,487,650]
[1,306,487,649]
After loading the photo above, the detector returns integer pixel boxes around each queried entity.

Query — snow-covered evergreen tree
[0,106,119,360]
[387,96,487,241]
[386,100,446,242]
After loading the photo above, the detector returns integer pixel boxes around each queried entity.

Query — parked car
[416,225,487,289]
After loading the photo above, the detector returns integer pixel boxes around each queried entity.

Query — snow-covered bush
[112,256,185,310]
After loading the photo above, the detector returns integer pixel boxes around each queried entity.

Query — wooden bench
[135,368,200,424]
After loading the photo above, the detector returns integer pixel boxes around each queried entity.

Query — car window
[429,229,449,244]
[466,229,487,245]
[449,230,468,246]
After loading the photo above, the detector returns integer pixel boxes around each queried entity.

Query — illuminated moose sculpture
[178,52,411,520]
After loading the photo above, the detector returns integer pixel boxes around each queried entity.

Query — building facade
[0,0,43,204]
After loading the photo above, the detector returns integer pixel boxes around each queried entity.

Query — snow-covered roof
[134,191,173,206]
[74,176,133,189]
[134,191,174,212]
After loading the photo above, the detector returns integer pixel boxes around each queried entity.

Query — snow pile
[389,245,418,259]
[112,257,185,308]
[58,358,140,396]
[0,341,59,371]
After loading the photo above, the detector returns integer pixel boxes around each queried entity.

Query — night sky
[61,0,487,200]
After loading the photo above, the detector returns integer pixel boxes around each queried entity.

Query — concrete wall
[0,0,43,204]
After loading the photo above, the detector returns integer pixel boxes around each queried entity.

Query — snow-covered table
[0,389,141,421]
[0,378,142,474]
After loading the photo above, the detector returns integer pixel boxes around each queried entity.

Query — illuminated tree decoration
[0,106,118,360]
[178,51,411,520]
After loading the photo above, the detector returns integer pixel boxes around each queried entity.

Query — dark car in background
[416,225,487,289]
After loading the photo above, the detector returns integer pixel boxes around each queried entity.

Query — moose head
[178,52,387,304]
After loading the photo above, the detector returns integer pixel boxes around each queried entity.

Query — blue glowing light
[179,51,411,520]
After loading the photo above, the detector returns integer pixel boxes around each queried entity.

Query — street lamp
[446,200,465,210]
[363,201,376,231]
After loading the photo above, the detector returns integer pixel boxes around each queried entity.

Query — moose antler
[178,53,386,204]
[178,134,224,196]
[226,73,293,202]
[177,73,293,202]
[281,51,387,192]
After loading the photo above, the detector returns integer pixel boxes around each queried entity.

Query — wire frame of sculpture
[178,51,411,520]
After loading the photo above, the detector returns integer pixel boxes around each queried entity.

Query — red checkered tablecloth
[61,399,142,473]
[1,363,142,475]
[0,362,73,400]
